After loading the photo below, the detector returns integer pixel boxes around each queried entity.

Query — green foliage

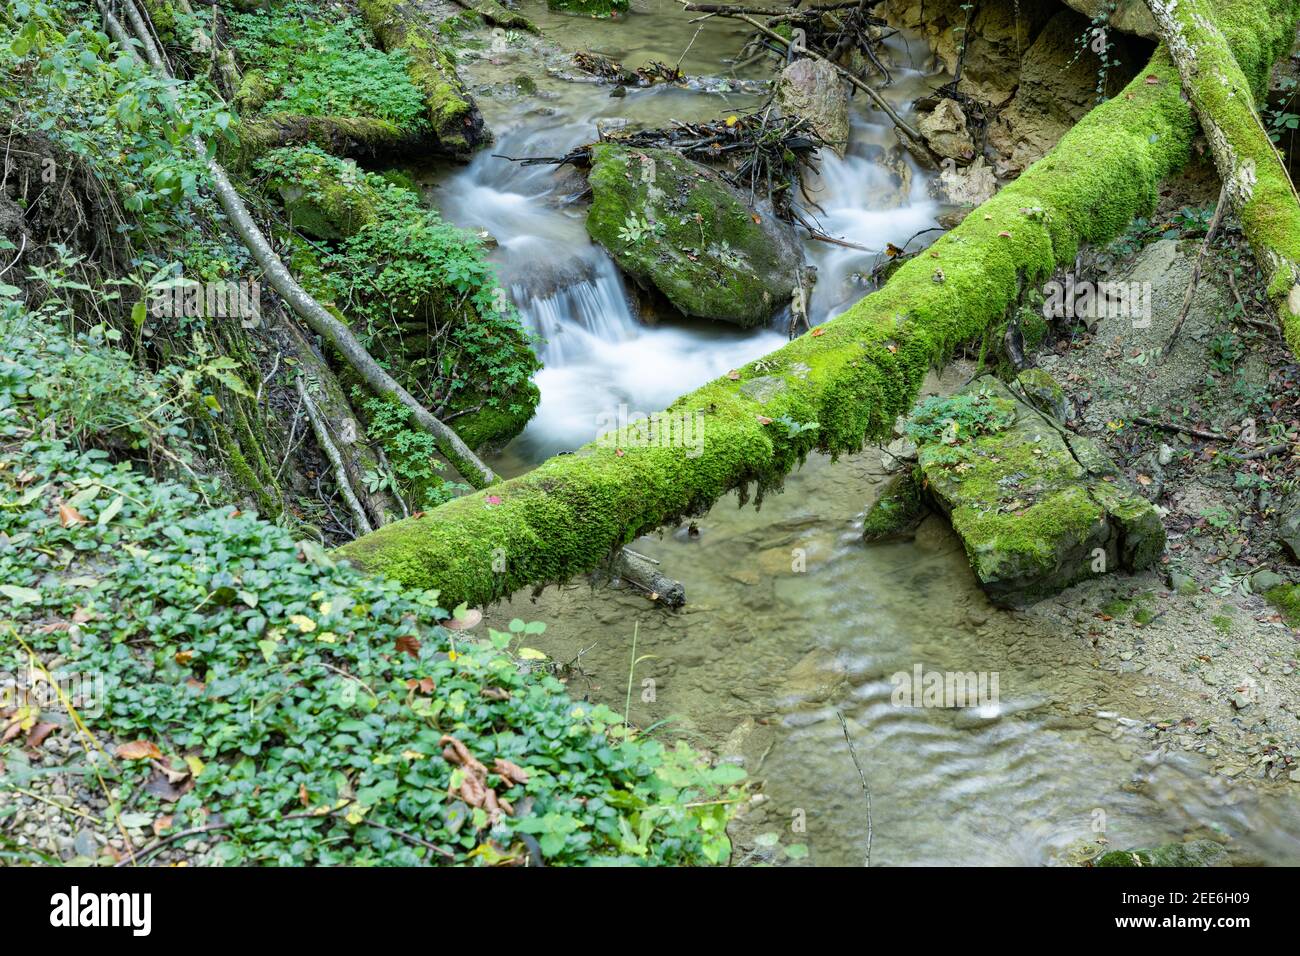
[2,0,239,253]
[359,394,467,509]
[257,146,540,441]
[905,393,1016,446]
[227,0,427,129]
[0,304,740,866]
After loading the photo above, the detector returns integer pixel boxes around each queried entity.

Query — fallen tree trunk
[1142,0,1300,345]
[103,0,499,490]
[337,0,1300,607]
[356,0,488,158]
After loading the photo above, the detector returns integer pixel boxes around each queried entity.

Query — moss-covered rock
[1095,840,1228,867]
[585,145,800,328]
[910,376,1164,607]
[548,0,629,16]
[1015,367,1069,421]
[257,147,540,452]
[863,470,929,542]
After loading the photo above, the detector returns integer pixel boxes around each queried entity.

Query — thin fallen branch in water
[679,2,932,161]
[837,709,872,867]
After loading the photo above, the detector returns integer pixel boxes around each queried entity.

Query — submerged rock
[863,471,929,542]
[1094,840,1228,867]
[776,58,850,157]
[585,145,800,328]
[907,375,1164,607]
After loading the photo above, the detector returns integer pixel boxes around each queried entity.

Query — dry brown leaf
[440,734,488,777]
[394,634,421,659]
[26,721,58,749]
[493,758,529,786]
[115,740,162,761]
[58,504,87,528]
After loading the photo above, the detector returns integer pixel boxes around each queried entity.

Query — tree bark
[1142,0,1300,346]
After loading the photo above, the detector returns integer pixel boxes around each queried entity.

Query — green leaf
[0,585,42,606]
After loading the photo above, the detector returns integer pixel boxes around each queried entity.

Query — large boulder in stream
[903,374,1164,607]
[585,144,801,328]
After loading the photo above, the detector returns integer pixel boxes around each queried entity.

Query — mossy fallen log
[338,0,1300,606]
[357,0,487,157]
[235,113,430,164]
[1142,0,1300,348]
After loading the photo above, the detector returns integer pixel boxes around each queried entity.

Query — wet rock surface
[776,58,851,157]
[584,144,801,327]
[909,374,1165,607]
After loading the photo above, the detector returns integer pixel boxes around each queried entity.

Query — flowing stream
[414,1,1300,865]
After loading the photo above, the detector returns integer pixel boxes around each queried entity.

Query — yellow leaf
[290,614,316,633]
[725,115,738,127]
[517,647,548,661]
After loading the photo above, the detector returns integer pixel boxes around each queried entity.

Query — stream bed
[414,1,1300,865]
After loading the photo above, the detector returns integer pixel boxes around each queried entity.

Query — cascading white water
[423,12,944,471]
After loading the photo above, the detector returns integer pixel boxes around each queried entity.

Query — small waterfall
[423,35,943,466]
[513,256,639,366]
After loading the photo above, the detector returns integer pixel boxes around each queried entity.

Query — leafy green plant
[0,302,742,867]
[227,0,426,129]
[905,392,1016,445]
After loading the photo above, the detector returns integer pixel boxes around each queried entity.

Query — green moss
[358,0,485,156]
[547,0,629,15]
[1015,367,1066,420]
[1095,840,1227,867]
[337,21,1296,607]
[1264,584,1300,626]
[233,114,416,166]
[257,147,385,239]
[585,145,798,327]
[1156,0,1300,344]
[1212,613,1235,635]
[1102,597,1131,617]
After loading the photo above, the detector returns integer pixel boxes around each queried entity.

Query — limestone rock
[863,471,929,542]
[932,156,998,207]
[1014,367,1070,422]
[987,10,1146,175]
[776,58,850,157]
[1059,0,1157,38]
[917,98,975,161]
[908,376,1164,607]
